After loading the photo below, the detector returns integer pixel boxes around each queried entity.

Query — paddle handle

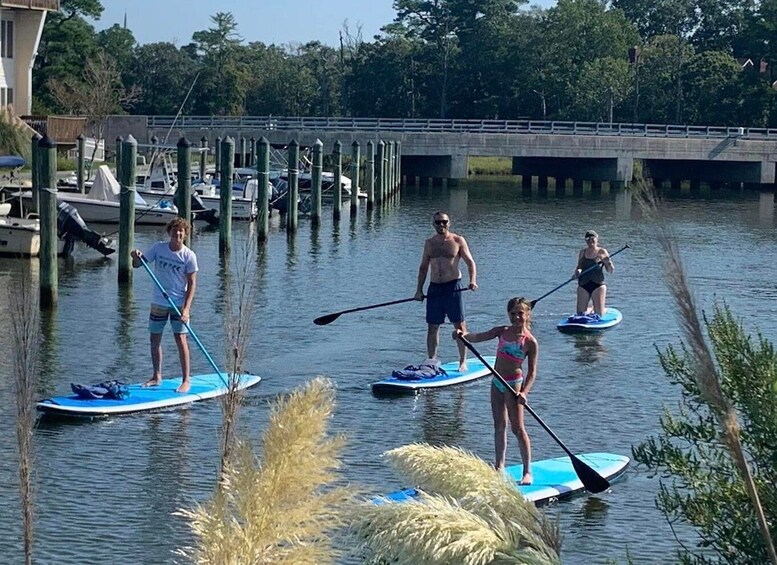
[139,256,224,380]
[531,244,630,308]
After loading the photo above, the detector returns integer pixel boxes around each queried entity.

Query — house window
[6,87,12,106]
[1,20,14,59]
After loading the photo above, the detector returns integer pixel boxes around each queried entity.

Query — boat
[20,165,215,226]
[380,452,630,506]
[557,307,623,333]
[37,372,262,418]
[371,356,495,394]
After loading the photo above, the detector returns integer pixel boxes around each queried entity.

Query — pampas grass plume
[177,377,350,564]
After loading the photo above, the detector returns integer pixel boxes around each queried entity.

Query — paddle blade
[313,313,340,326]
[571,455,610,493]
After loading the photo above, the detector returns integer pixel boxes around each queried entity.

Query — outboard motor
[56,202,116,257]
[191,192,219,227]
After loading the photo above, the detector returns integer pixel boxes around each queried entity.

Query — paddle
[529,244,630,309]
[314,287,468,326]
[455,333,611,494]
[138,255,227,385]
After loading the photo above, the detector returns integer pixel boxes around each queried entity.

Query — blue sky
[93,0,555,47]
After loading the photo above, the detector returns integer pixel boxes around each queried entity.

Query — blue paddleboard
[36,373,262,417]
[557,307,622,333]
[371,356,496,394]
[380,452,629,506]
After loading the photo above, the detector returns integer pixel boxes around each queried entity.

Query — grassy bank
[468,156,512,176]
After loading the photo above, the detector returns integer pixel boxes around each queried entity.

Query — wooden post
[176,137,192,227]
[115,136,123,182]
[365,141,374,211]
[38,134,58,308]
[311,139,323,226]
[219,137,234,256]
[257,136,270,242]
[76,134,86,193]
[375,140,384,207]
[214,136,222,181]
[397,142,402,193]
[199,136,208,183]
[387,141,394,196]
[30,133,41,215]
[250,136,256,168]
[118,135,138,285]
[350,140,360,217]
[332,140,342,221]
[240,137,247,168]
[287,140,299,232]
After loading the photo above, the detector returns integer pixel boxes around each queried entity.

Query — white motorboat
[20,166,213,226]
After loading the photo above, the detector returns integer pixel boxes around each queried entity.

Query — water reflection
[106,284,136,377]
[570,334,607,365]
[758,191,774,226]
[39,307,59,386]
[420,388,466,446]
[448,188,469,218]
[144,410,192,523]
[615,190,633,221]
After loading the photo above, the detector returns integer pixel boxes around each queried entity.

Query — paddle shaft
[139,256,224,379]
[456,333,610,492]
[530,244,630,309]
[314,287,468,325]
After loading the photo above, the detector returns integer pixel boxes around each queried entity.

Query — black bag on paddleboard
[392,361,448,381]
[71,380,130,400]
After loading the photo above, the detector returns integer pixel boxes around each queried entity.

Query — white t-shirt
[144,241,199,307]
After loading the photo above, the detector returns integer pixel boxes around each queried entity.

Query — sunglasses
[585,235,596,239]
[434,219,449,225]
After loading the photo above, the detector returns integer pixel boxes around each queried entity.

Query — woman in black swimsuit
[574,230,614,316]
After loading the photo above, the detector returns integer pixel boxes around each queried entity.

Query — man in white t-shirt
[131,218,199,393]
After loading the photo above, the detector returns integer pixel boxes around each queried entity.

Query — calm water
[1,178,776,564]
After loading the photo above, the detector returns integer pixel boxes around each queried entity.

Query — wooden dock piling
[199,136,208,182]
[365,141,374,211]
[287,140,300,232]
[350,141,360,217]
[311,139,323,226]
[333,140,342,221]
[176,137,192,228]
[118,135,138,284]
[257,136,270,242]
[76,134,86,193]
[38,135,58,308]
[219,137,235,256]
[30,133,41,215]
[214,136,222,180]
[375,140,384,207]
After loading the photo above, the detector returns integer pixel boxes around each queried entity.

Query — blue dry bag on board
[392,360,448,381]
[70,380,130,400]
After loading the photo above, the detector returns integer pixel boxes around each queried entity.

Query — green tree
[33,0,102,113]
[533,0,639,120]
[681,50,741,125]
[126,42,201,115]
[571,56,633,122]
[632,305,777,563]
[634,34,695,123]
[190,12,249,115]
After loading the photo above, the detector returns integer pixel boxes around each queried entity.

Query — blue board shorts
[426,279,465,325]
[148,304,189,335]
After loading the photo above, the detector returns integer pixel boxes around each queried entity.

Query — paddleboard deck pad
[557,307,622,333]
[380,452,629,506]
[36,373,261,417]
[372,356,495,394]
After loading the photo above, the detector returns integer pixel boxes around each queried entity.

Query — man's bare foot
[143,378,162,387]
[458,362,468,373]
[176,380,191,393]
[520,473,532,485]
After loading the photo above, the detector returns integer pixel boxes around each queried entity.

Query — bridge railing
[146,116,777,140]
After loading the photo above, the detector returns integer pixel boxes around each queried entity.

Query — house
[0,0,59,115]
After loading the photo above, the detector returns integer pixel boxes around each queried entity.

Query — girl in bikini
[453,297,538,484]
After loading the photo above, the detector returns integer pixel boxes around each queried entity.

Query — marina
[2,179,776,562]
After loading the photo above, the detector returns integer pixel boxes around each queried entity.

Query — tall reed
[218,236,260,473]
[637,186,777,563]
[351,443,560,565]
[10,272,40,565]
[177,378,350,564]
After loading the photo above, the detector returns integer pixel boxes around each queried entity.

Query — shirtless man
[415,211,478,371]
